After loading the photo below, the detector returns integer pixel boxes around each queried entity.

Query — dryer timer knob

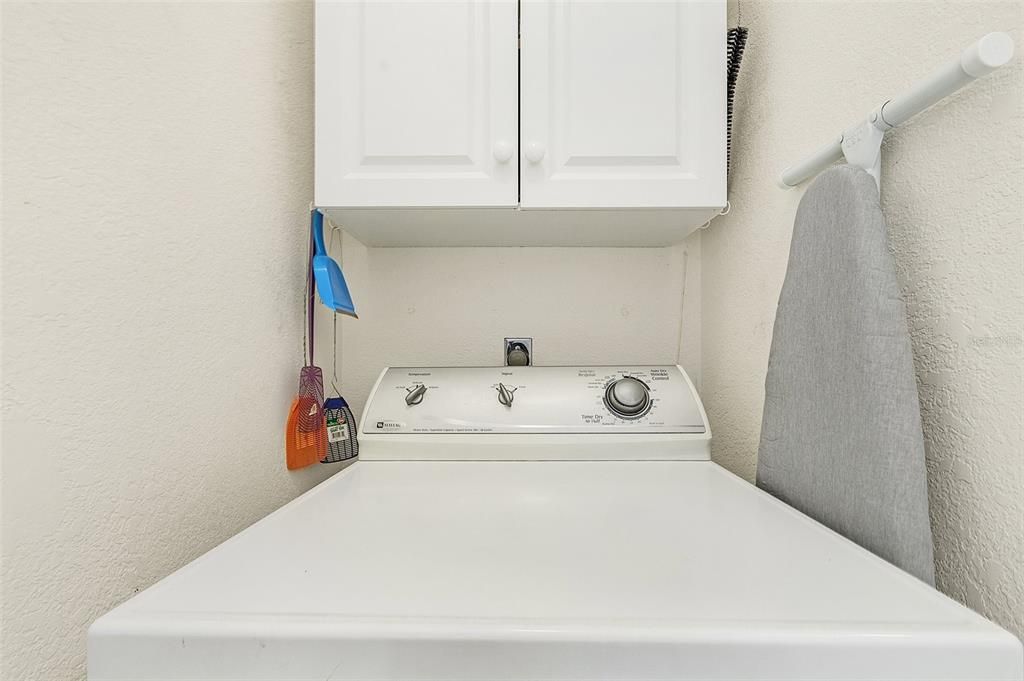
[605,377,650,418]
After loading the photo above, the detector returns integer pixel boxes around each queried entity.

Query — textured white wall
[1,3,335,679]
[704,1,1023,639]
[0,3,699,679]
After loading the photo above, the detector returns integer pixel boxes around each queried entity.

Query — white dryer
[88,366,1023,680]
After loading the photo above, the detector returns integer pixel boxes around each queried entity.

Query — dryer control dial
[405,384,427,406]
[497,383,515,408]
[605,377,651,418]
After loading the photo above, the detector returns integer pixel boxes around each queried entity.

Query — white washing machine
[89,366,1023,680]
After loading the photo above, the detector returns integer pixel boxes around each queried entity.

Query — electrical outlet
[504,338,533,366]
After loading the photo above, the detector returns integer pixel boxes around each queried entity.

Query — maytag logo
[376,420,404,430]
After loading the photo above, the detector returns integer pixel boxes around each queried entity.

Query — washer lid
[89,462,1022,681]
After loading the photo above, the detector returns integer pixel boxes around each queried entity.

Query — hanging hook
[698,201,732,231]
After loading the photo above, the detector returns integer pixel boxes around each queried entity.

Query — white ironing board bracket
[840,109,891,191]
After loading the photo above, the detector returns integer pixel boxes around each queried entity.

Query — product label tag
[327,415,349,443]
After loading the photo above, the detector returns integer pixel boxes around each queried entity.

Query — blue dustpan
[311,210,358,318]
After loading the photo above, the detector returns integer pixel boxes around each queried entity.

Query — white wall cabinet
[316,0,725,246]
[315,1,518,207]
[520,1,725,209]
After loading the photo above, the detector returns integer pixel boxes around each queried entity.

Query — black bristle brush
[726,25,749,179]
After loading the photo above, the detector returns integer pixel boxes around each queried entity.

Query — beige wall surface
[705,0,1023,639]
[1,4,338,679]
[0,3,698,679]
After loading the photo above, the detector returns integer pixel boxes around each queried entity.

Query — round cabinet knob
[605,377,651,418]
[405,385,427,406]
[493,140,514,164]
[497,383,515,408]
[524,141,546,164]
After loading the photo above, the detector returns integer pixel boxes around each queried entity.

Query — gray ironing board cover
[757,164,935,585]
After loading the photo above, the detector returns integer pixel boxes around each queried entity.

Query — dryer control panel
[360,366,706,435]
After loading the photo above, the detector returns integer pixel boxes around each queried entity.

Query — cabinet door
[520,1,725,209]
[316,1,518,208]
